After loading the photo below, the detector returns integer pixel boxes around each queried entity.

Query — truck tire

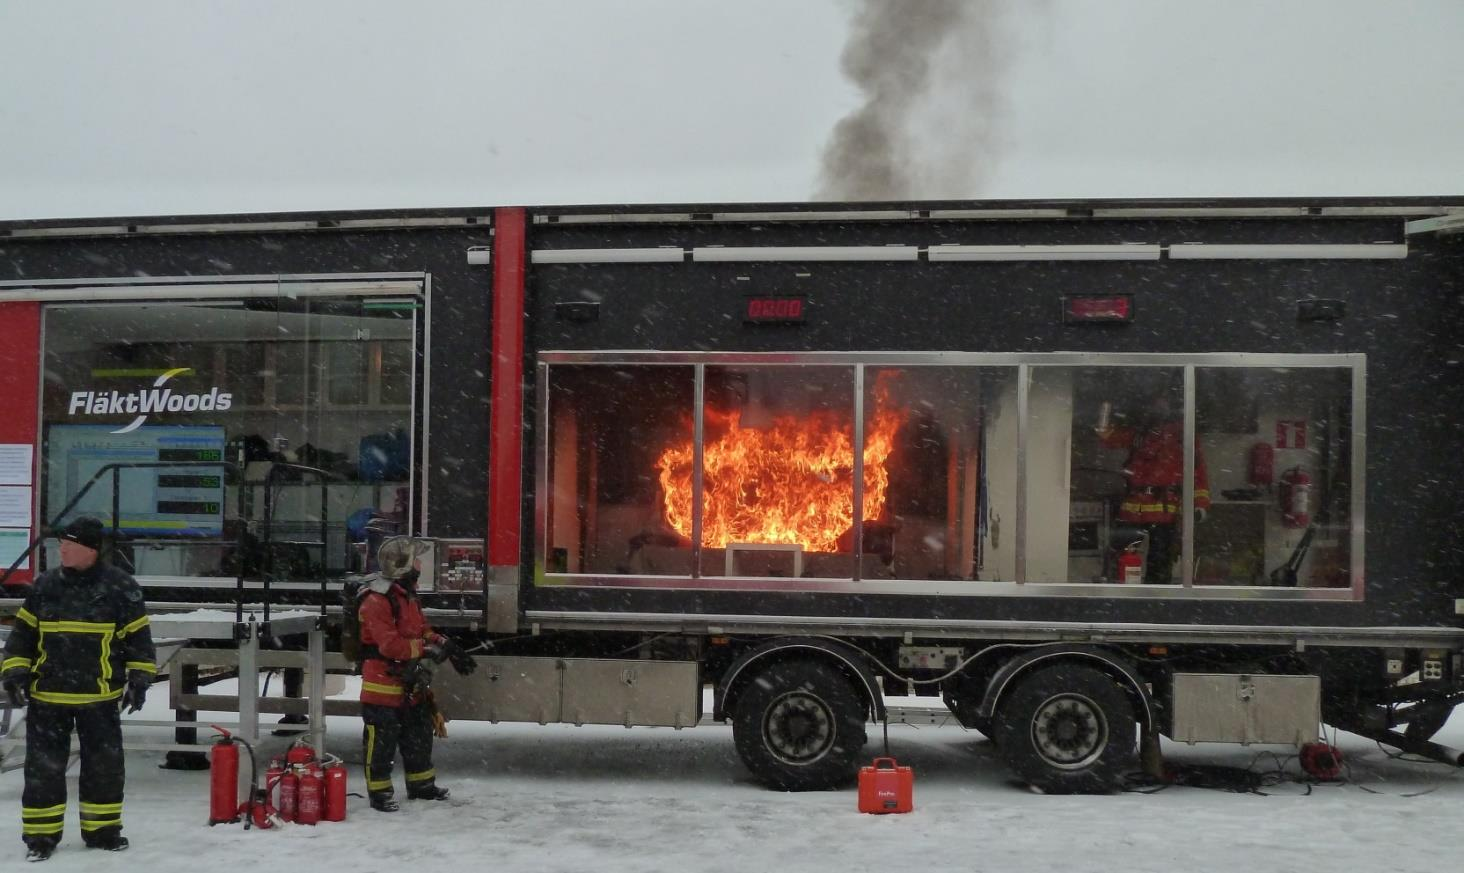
[992,663,1137,794]
[732,659,868,791]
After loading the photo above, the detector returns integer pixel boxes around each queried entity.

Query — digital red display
[1063,294,1133,323]
[745,297,806,323]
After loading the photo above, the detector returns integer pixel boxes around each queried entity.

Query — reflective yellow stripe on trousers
[80,800,124,831]
[22,804,66,836]
[365,724,392,792]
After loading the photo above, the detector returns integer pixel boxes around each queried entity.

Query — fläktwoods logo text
[68,368,232,434]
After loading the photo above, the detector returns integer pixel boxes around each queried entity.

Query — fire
[656,377,904,554]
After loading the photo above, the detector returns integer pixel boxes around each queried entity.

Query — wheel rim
[763,691,836,766]
[1029,692,1109,770]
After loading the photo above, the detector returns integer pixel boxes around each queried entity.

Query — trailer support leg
[272,666,308,736]
[1140,724,1165,781]
[1334,720,1464,768]
[307,626,326,756]
[163,663,208,770]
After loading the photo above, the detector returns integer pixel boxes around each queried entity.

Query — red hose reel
[1299,741,1343,781]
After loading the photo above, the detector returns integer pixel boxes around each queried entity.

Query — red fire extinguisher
[285,741,317,768]
[1279,466,1312,528]
[263,758,286,819]
[323,757,349,822]
[208,728,242,826]
[277,765,299,822]
[276,739,315,822]
[296,763,324,826]
[1249,442,1274,487]
[1117,543,1144,585]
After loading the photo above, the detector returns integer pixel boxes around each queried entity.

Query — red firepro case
[858,757,914,814]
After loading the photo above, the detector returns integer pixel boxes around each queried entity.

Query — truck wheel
[992,663,1136,794]
[732,659,868,791]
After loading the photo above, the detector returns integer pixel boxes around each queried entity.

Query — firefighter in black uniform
[1,518,156,862]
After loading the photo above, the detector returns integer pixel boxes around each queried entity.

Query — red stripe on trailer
[488,207,527,566]
[0,302,41,588]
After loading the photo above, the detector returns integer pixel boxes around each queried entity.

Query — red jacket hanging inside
[1101,421,1211,524]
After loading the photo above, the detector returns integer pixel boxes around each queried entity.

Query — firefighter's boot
[84,834,128,852]
[369,792,400,813]
[25,840,56,863]
[407,784,450,802]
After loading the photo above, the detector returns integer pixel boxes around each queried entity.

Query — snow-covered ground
[3,686,1463,873]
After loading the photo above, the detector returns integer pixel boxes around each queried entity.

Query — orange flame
[656,377,903,553]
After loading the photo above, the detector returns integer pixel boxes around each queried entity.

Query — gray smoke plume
[816,0,1009,201]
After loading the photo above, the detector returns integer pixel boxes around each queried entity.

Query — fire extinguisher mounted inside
[1,196,1463,796]
[1279,466,1312,528]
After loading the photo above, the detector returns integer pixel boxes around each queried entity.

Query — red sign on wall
[0,302,41,588]
[744,297,806,324]
[1276,419,1307,449]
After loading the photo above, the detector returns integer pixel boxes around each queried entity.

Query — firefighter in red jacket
[358,537,476,812]
[1098,388,1210,583]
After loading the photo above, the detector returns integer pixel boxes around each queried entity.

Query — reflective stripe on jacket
[358,579,439,707]
[1,563,156,705]
[1102,421,1210,523]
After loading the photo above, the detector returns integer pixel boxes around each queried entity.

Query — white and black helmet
[377,536,432,579]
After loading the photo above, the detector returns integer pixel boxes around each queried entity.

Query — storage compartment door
[560,659,700,728]
[1170,673,1320,745]
[432,656,562,724]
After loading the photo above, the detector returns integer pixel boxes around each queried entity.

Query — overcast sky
[1,0,1462,220]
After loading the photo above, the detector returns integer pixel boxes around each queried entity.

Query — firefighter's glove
[2,669,29,707]
[121,671,150,714]
[445,640,477,677]
[1196,508,1208,524]
[423,640,450,664]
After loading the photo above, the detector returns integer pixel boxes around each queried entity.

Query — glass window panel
[264,300,415,578]
[863,366,1017,581]
[697,365,855,580]
[1025,366,1184,584]
[1194,367,1352,587]
[379,341,413,407]
[326,342,368,406]
[39,297,419,582]
[544,365,695,576]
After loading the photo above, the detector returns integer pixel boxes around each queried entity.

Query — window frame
[28,275,428,589]
[536,351,1365,602]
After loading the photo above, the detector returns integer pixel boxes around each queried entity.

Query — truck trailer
[2,197,1463,793]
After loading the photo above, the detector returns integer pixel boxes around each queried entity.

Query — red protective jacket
[1101,421,1210,523]
[358,579,443,707]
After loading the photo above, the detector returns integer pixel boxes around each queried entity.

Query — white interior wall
[979,379,1019,581]
[1024,369,1075,582]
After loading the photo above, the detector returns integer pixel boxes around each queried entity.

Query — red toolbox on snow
[858,757,913,814]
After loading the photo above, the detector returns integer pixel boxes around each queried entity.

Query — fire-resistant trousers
[21,701,125,848]
[1144,523,1177,584]
[362,701,436,800]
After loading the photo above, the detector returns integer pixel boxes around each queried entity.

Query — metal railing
[0,459,337,622]
[0,460,235,588]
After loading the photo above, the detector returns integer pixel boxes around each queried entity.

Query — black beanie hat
[58,517,106,552]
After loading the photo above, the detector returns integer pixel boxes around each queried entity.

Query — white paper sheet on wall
[0,528,30,571]
[0,444,33,485]
[0,486,32,528]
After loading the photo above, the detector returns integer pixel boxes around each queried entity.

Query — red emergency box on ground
[858,757,914,814]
